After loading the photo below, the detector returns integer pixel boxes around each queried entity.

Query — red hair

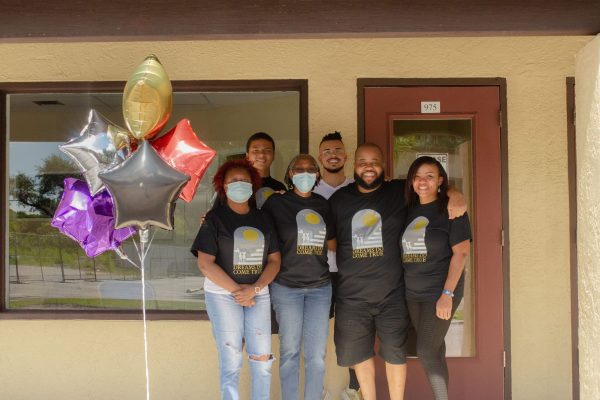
[213,159,262,201]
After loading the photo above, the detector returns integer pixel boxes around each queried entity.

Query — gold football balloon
[122,54,173,141]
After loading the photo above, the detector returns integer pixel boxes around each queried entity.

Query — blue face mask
[292,172,317,193]
[226,181,253,203]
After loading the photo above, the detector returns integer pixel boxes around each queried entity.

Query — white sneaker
[321,389,332,400]
[341,388,362,400]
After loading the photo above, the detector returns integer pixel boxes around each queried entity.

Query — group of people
[191,131,471,400]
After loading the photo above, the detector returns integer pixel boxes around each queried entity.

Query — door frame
[357,78,511,399]
[566,76,579,400]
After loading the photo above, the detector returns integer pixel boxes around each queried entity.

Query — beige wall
[0,36,593,400]
[576,35,600,400]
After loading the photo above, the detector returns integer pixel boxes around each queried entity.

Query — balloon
[51,178,136,258]
[98,141,190,230]
[59,110,132,196]
[123,54,172,141]
[151,119,217,202]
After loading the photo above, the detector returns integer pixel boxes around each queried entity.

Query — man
[329,143,465,400]
[329,143,409,400]
[313,131,353,201]
[245,132,286,335]
[245,131,286,208]
[313,132,361,400]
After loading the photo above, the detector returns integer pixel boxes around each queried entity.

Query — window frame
[0,79,308,320]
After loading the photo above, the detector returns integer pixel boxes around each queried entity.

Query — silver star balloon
[98,141,190,230]
[59,109,132,195]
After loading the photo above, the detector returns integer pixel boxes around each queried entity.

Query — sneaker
[321,389,332,400]
[341,388,363,400]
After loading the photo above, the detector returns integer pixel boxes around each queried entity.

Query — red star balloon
[151,119,217,202]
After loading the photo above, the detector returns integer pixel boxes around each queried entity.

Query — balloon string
[138,229,151,400]
[121,229,152,400]
[115,247,141,269]
[131,235,142,261]
[143,229,156,260]
[141,246,150,400]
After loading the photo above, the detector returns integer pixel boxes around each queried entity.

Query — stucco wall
[0,36,592,400]
[576,35,600,400]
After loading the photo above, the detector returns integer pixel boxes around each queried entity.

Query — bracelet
[254,286,261,294]
[442,289,454,298]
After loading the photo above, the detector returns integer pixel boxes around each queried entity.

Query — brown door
[362,85,504,400]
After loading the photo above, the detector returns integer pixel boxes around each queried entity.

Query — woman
[262,154,334,400]
[401,156,471,400]
[191,159,281,400]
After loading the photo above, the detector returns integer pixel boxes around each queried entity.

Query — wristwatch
[442,289,454,298]
[254,286,261,294]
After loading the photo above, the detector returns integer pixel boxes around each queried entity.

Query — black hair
[246,132,275,152]
[404,156,449,214]
[319,131,343,146]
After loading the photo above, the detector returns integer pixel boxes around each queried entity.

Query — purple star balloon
[51,178,136,258]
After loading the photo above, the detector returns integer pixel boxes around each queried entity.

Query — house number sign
[421,101,441,114]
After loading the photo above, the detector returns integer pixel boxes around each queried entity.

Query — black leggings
[407,298,462,400]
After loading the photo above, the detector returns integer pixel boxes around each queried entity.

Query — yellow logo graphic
[305,212,321,225]
[242,229,259,242]
[362,211,380,227]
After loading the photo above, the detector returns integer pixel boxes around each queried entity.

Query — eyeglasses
[320,148,345,157]
[292,167,318,174]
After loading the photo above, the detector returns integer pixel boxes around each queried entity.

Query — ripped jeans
[205,291,273,400]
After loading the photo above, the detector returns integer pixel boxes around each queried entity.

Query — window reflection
[7,91,300,311]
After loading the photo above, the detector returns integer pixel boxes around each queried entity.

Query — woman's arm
[447,187,467,219]
[233,251,281,304]
[197,252,242,293]
[436,239,470,320]
[327,238,336,252]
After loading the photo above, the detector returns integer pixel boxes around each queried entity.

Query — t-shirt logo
[351,209,384,258]
[296,209,326,255]
[233,227,265,275]
[256,187,275,209]
[402,216,429,263]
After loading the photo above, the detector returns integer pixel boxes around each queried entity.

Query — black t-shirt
[401,201,471,302]
[256,176,287,209]
[190,204,279,285]
[329,179,407,305]
[263,191,333,288]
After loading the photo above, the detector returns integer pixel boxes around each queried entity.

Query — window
[1,81,307,318]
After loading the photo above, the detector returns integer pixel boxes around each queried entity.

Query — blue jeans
[205,292,273,400]
[271,282,332,400]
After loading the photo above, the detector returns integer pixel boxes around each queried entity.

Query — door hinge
[498,110,502,128]
[503,350,506,368]
[573,108,576,127]
[501,229,505,247]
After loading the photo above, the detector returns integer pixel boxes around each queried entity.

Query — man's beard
[324,165,344,173]
[354,172,384,190]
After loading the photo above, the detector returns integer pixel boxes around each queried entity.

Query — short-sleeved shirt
[313,178,353,200]
[256,176,286,209]
[313,177,353,273]
[263,191,333,288]
[191,203,279,294]
[401,201,472,302]
[329,180,407,305]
